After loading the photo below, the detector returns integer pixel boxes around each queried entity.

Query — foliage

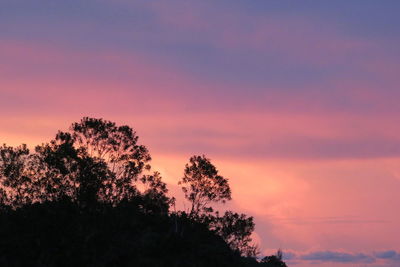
[0,117,287,267]
[0,117,169,210]
[178,155,231,216]
[178,155,257,257]
[211,211,258,257]
[261,249,288,267]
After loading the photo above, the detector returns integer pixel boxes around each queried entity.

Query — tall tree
[178,155,231,216]
[0,118,170,210]
[69,117,153,203]
[178,155,258,257]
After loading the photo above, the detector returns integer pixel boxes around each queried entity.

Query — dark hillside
[0,118,287,267]
[0,200,260,267]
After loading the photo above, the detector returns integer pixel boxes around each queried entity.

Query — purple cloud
[300,251,375,263]
[283,250,400,265]
[375,250,400,261]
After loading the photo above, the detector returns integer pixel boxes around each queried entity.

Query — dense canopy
[0,117,287,267]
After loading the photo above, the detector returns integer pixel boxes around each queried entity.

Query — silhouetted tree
[0,118,170,211]
[68,117,167,204]
[0,117,287,267]
[211,211,258,257]
[178,155,231,216]
[0,144,31,206]
[177,155,258,257]
[261,249,287,267]
[34,132,104,206]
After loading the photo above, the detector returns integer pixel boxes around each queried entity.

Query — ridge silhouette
[0,117,287,267]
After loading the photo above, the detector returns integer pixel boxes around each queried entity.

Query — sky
[1,0,400,266]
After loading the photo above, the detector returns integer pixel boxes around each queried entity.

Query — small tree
[178,155,231,216]
[261,249,287,267]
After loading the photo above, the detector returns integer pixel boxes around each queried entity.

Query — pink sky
[1,1,400,266]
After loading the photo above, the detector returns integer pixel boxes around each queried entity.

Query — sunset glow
[1,1,400,266]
